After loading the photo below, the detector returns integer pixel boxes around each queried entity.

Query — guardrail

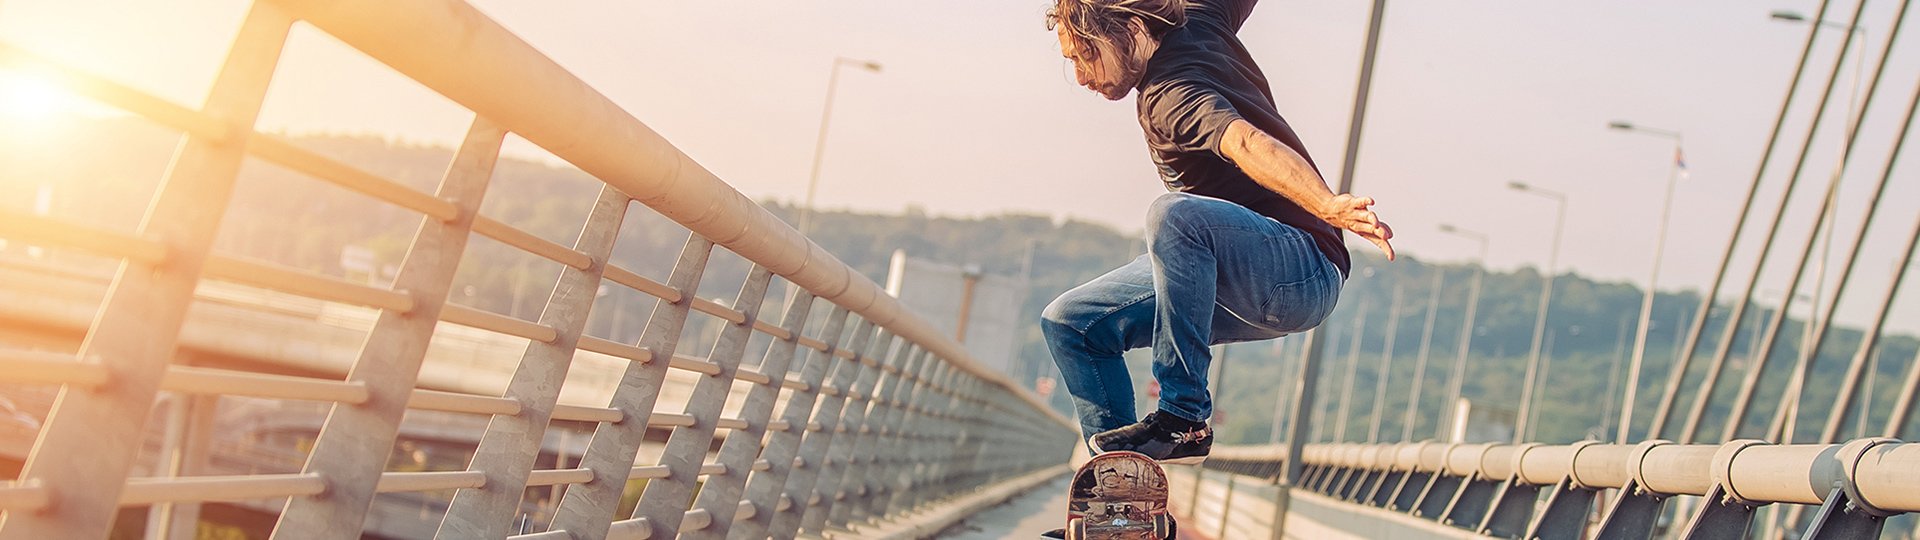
[0,0,1074,538]
[1198,439,1919,539]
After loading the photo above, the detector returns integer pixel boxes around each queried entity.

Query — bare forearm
[1220,119,1336,220]
[1220,118,1397,259]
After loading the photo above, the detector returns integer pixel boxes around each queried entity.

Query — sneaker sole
[1089,441,1207,466]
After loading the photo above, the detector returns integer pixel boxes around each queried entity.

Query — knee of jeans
[1144,192,1210,245]
[1041,291,1085,334]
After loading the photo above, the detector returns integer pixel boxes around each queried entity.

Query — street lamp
[1608,120,1685,444]
[797,57,883,236]
[1507,181,1566,443]
[1770,10,1868,149]
[1436,224,1488,441]
[1767,11,1863,429]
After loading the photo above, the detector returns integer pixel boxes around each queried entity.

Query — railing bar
[470,215,593,270]
[552,404,624,424]
[668,354,723,376]
[201,254,414,313]
[525,468,595,487]
[734,367,772,386]
[576,336,654,363]
[649,412,696,428]
[688,297,747,325]
[374,471,487,493]
[797,336,831,353]
[751,319,792,341]
[163,366,369,404]
[119,474,326,506]
[607,517,651,539]
[603,264,684,305]
[407,389,522,416]
[439,304,559,343]
[0,210,168,265]
[630,465,670,480]
[0,482,49,512]
[0,352,110,387]
[244,135,459,221]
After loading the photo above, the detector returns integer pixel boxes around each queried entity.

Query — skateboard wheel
[1067,517,1087,540]
[1154,513,1174,538]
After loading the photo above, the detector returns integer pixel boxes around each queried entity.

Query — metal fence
[0,0,1073,538]
[1195,439,1920,539]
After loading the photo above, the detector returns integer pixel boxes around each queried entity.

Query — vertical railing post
[924,375,979,500]
[436,184,631,538]
[733,308,853,539]
[885,355,950,515]
[843,346,928,525]
[818,341,918,531]
[0,5,290,538]
[678,289,817,540]
[798,335,901,533]
[547,234,716,539]
[768,322,883,538]
[901,361,962,511]
[275,117,506,539]
[630,264,772,536]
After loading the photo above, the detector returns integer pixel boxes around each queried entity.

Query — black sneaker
[1041,527,1065,538]
[1089,411,1211,464]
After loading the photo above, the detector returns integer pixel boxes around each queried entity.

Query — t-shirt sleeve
[1144,80,1245,160]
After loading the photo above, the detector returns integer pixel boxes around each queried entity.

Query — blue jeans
[1042,193,1343,440]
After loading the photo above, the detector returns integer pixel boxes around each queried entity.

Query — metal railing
[1191,439,1920,539]
[0,0,1074,538]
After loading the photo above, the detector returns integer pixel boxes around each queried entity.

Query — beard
[1095,51,1149,101]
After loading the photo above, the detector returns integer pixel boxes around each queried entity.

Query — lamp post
[1607,120,1684,444]
[1436,224,1488,441]
[1761,9,1865,440]
[1507,181,1566,443]
[797,57,883,236]
[1771,10,1868,138]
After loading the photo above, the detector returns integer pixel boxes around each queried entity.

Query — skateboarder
[1042,0,1395,465]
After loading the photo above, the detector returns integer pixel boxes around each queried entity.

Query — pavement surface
[930,475,1070,539]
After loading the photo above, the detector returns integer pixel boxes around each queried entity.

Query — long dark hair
[1047,0,1187,88]
[1046,0,1187,50]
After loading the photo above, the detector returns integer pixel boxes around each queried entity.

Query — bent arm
[1219,118,1395,258]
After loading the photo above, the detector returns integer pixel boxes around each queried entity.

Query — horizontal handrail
[1290,439,1920,511]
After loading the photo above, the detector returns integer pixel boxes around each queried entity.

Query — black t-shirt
[1135,0,1351,277]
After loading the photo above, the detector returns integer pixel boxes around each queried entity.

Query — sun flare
[0,69,69,121]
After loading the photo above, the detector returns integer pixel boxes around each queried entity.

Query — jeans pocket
[1254,246,1338,333]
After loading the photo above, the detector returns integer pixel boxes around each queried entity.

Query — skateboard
[1062,451,1176,539]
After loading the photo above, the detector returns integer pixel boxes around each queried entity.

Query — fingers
[1371,235,1395,261]
[1332,193,1393,260]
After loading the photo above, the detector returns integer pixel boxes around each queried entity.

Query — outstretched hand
[1323,194,1394,260]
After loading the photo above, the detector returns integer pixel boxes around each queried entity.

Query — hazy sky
[2,0,1917,332]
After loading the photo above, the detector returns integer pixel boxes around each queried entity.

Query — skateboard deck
[1064,451,1175,540]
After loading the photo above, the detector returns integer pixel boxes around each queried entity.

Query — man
[1043,0,1394,465]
